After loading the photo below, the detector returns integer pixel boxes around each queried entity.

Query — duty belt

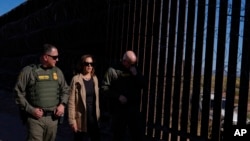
[43,110,54,116]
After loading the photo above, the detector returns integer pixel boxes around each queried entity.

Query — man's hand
[32,108,43,119]
[55,104,65,117]
[130,66,137,76]
[119,95,127,104]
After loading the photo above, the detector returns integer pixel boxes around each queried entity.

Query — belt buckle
[43,110,53,116]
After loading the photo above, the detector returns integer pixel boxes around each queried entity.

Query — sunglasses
[83,62,94,66]
[47,54,59,60]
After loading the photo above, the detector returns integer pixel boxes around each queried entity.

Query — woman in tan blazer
[68,54,100,141]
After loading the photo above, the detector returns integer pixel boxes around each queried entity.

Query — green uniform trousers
[26,115,58,141]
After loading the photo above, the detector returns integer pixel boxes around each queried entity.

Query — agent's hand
[55,104,65,117]
[130,66,137,76]
[119,95,127,104]
[33,108,43,119]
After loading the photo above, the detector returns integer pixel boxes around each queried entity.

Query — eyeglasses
[47,54,59,60]
[83,62,94,66]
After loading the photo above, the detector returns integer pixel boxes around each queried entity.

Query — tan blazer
[68,73,100,132]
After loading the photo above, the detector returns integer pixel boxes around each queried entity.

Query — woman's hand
[71,123,78,132]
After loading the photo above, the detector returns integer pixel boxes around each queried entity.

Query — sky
[0,0,26,16]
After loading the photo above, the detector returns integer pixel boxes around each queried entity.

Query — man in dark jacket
[101,50,145,141]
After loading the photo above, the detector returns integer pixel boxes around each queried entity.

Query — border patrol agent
[14,44,69,141]
[101,50,146,141]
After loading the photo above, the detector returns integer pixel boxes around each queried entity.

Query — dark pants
[74,107,100,141]
[74,132,89,141]
[111,106,144,141]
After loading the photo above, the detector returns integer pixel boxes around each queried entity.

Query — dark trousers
[111,106,144,141]
[74,132,89,141]
[74,108,100,141]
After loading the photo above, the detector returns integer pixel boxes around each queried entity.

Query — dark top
[83,78,96,116]
[101,63,146,112]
